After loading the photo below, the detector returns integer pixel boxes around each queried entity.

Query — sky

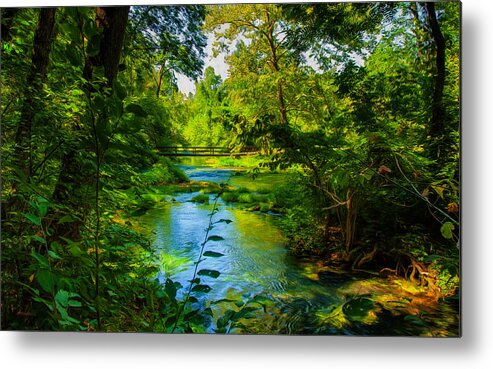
[176,33,229,96]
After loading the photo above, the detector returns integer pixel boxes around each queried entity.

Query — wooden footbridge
[157,146,259,157]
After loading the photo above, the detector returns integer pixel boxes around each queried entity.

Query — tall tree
[52,6,130,208]
[183,66,230,146]
[12,8,56,181]
[425,2,446,161]
[206,4,299,132]
[85,6,130,85]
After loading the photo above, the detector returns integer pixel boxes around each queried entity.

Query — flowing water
[137,159,460,336]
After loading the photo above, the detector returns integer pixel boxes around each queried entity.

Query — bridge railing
[156,146,258,156]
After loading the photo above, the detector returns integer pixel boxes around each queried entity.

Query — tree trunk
[95,6,130,87]
[12,8,56,181]
[156,64,165,97]
[52,6,129,216]
[264,10,288,125]
[426,2,446,159]
[49,7,130,329]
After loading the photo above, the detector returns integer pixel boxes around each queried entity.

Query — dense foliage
[1,3,460,333]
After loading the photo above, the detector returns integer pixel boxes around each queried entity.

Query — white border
[2,1,492,368]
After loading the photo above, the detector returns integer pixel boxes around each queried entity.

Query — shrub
[191,194,210,204]
[138,158,188,186]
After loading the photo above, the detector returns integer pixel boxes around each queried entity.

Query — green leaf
[198,269,221,279]
[48,250,61,260]
[108,94,123,119]
[59,21,80,41]
[92,94,106,111]
[24,213,41,226]
[189,277,201,285]
[361,171,373,181]
[83,19,101,38]
[404,314,428,326]
[114,81,127,101]
[125,103,147,117]
[188,296,199,303]
[58,215,78,224]
[55,290,81,309]
[165,278,177,300]
[32,235,46,243]
[191,284,211,293]
[55,289,70,307]
[184,309,200,321]
[36,197,49,217]
[215,218,233,224]
[216,309,235,330]
[68,299,82,307]
[203,251,224,258]
[68,244,82,257]
[31,251,49,268]
[207,235,224,242]
[440,222,455,239]
[37,269,55,293]
[33,296,54,311]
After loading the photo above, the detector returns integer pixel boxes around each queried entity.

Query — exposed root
[355,244,378,269]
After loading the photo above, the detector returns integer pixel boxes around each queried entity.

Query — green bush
[138,158,188,186]
[191,194,210,204]
[221,192,239,202]
[237,193,253,203]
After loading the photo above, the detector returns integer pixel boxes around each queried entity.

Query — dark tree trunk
[264,11,288,125]
[426,2,446,158]
[29,9,57,79]
[156,64,165,97]
[12,8,56,180]
[52,6,129,218]
[94,6,130,87]
[2,8,57,328]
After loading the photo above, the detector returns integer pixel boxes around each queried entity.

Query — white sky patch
[176,32,229,96]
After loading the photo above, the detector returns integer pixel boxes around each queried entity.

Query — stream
[136,159,460,336]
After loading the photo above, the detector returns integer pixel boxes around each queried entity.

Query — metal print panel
[0,2,460,336]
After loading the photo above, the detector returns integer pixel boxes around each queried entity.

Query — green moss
[237,193,253,203]
[199,183,222,194]
[221,192,239,202]
[259,203,271,212]
[256,187,272,195]
[191,194,210,204]
[237,186,251,194]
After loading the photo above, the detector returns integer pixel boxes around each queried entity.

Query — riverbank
[124,158,459,336]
